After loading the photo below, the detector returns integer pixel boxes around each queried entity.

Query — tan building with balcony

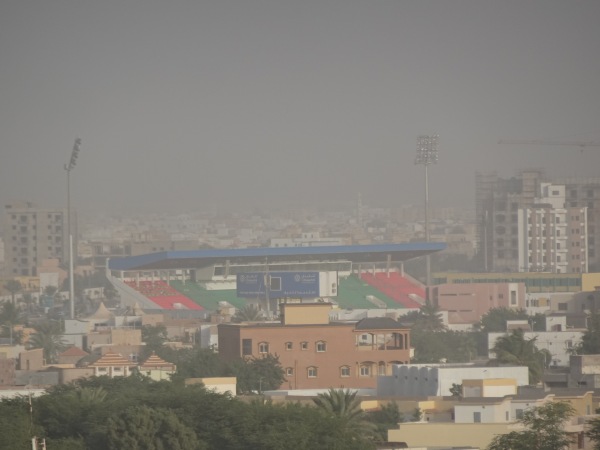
[218,302,411,390]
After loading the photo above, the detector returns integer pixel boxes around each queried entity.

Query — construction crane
[498,139,600,150]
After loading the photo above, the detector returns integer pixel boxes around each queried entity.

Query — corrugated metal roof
[108,242,446,271]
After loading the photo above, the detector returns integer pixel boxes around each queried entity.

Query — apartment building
[218,302,411,390]
[476,171,594,273]
[2,201,76,277]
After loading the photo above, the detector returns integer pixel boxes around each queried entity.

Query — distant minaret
[356,193,363,227]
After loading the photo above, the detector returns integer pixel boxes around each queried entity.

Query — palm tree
[28,320,68,363]
[4,279,23,305]
[233,304,264,323]
[68,386,108,405]
[0,302,24,345]
[313,389,376,441]
[489,329,547,384]
[314,388,363,420]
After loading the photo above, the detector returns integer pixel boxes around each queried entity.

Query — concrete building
[138,353,176,381]
[377,364,530,397]
[2,201,77,277]
[476,171,600,273]
[88,351,136,377]
[431,282,525,327]
[518,183,588,274]
[218,302,411,390]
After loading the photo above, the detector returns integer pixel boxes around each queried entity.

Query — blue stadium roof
[108,242,446,271]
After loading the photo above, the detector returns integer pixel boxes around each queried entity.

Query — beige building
[218,303,411,390]
[431,282,525,326]
[2,201,77,277]
[88,351,136,377]
[138,353,176,381]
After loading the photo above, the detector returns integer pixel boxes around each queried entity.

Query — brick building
[218,303,411,390]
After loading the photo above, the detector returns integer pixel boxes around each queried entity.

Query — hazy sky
[1,1,599,215]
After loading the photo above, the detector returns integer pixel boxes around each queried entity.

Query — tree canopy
[27,320,68,363]
[0,376,382,450]
[487,401,575,450]
[489,329,549,384]
[478,307,528,333]
[574,313,600,355]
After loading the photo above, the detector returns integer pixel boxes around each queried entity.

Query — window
[258,342,269,354]
[340,366,351,377]
[316,341,327,352]
[242,339,253,356]
[301,342,308,350]
[359,365,371,377]
[516,409,524,419]
[285,342,293,351]
[307,366,318,378]
[285,367,294,377]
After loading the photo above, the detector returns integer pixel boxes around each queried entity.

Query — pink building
[431,282,526,326]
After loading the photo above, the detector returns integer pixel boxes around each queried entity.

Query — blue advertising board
[237,271,320,299]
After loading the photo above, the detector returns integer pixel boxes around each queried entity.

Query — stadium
[106,242,447,317]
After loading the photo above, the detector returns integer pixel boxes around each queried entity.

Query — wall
[454,399,511,423]
[387,422,518,449]
[378,365,529,397]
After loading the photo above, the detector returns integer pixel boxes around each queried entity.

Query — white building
[488,329,583,367]
[517,183,588,273]
[377,364,530,397]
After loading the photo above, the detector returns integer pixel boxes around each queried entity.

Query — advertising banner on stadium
[236,271,320,299]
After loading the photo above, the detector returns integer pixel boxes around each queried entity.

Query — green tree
[232,354,286,394]
[0,397,34,450]
[574,313,600,355]
[585,415,600,450]
[140,325,168,359]
[478,307,528,333]
[0,301,25,344]
[489,329,548,384]
[416,300,446,332]
[366,401,404,441]
[313,389,376,443]
[487,401,575,450]
[28,320,68,363]
[160,346,224,381]
[449,383,463,398]
[0,301,22,325]
[106,405,204,450]
[233,304,265,322]
[4,279,23,305]
[410,329,476,363]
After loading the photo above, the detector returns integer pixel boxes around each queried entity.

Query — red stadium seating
[125,280,203,310]
[360,272,424,308]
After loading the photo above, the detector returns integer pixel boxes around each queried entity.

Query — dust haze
[1,1,599,215]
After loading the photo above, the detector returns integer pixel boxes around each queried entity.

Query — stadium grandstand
[107,242,446,315]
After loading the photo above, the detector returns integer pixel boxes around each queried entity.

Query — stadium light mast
[415,134,438,302]
[64,138,81,319]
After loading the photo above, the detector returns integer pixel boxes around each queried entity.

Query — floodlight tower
[64,138,81,319]
[415,134,438,302]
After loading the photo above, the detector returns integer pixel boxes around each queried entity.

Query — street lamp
[415,134,438,302]
[64,138,81,319]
